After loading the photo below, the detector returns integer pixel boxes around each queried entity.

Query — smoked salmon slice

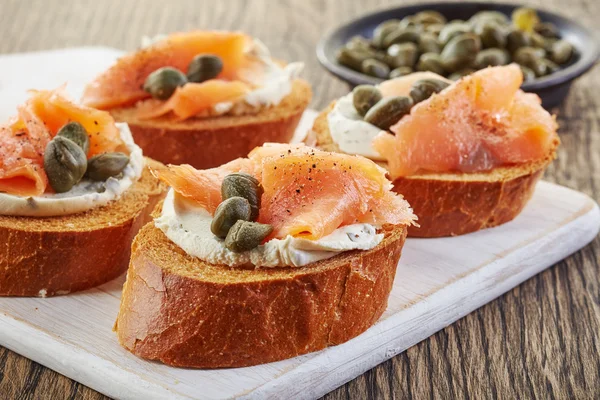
[82,31,256,110]
[0,87,125,196]
[373,64,559,178]
[153,143,416,240]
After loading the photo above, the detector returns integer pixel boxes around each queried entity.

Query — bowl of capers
[317,2,599,108]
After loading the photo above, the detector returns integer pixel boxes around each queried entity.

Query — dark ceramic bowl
[317,2,599,108]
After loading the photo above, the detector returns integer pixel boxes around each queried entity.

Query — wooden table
[1,0,599,398]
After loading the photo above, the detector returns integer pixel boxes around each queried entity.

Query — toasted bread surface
[110,79,312,169]
[115,221,407,368]
[0,158,167,296]
[310,102,558,237]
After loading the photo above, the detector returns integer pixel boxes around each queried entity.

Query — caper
[143,67,187,100]
[352,85,383,116]
[416,52,446,75]
[469,10,509,27]
[346,36,374,52]
[438,22,471,45]
[211,197,253,239]
[44,137,87,193]
[372,20,401,48]
[474,48,511,69]
[386,42,418,68]
[361,58,390,79]
[224,220,273,252]
[56,122,89,154]
[534,22,560,39]
[364,96,413,130]
[425,23,444,36]
[221,173,263,221]
[418,33,442,54]
[550,39,574,64]
[440,33,482,72]
[512,7,540,32]
[382,27,420,48]
[529,32,547,49]
[519,65,536,82]
[414,10,446,25]
[409,79,450,104]
[389,66,414,78]
[86,152,130,181]
[513,46,545,68]
[336,48,372,70]
[398,16,422,31]
[478,22,507,49]
[448,68,476,81]
[540,58,560,75]
[506,29,530,53]
[187,55,223,83]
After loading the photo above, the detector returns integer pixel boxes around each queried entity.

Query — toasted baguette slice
[309,102,558,237]
[110,80,312,169]
[115,221,407,368]
[0,158,167,297]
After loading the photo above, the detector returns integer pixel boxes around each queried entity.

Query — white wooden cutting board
[0,48,598,400]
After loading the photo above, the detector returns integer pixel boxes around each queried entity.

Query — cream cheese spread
[327,92,386,161]
[0,123,144,217]
[155,189,384,268]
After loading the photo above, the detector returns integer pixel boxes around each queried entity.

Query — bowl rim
[316,1,600,90]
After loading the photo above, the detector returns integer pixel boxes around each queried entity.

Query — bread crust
[110,80,312,169]
[310,102,557,237]
[115,222,407,368]
[0,158,167,297]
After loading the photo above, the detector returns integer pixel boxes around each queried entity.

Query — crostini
[82,31,312,169]
[309,64,559,237]
[115,143,416,368]
[0,88,166,296]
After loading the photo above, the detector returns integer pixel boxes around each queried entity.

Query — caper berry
[361,58,390,79]
[56,121,89,154]
[143,67,187,100]
[352,85,383,116]
[416,52,446,75]
[44,137,87,193]
[221,173,263,221]
[86,152,130,181]
[386,42,418,68]
[550,40,573,64]
[440,33,481,72]
[224,220,273,252]
[211,196,253,239]
[187,55,223,83]
[389,66,413,78]
[410,79,450,104]
[364,96,413,130]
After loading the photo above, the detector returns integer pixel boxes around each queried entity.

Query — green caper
[438,22,471,44]
[352,85,383,116]
[416,52,446,75]
[418,33,442,54]
[474,48,511,69]
[469,10,509,27]
[386,42,418,68]
[336,47,372,70]
[534,22,560,38]
[448,68,476,81]
[382,27,420,48]
[540,58,560,74]
[398,16,422,30]
[364,96,413,130]
[211,197,253,239]
[187,55,223,83]
[389,66,414,78]
[143,67,187,100]
[440,33,482,72]
[550,39,573,64]
[56,122,89,154]
[414,10,446,25]
[513,46,545,71]
[224,220,273,252]
[44,137,87,193]
[425,23,444,36]
[529,32,547,49]
[506,29,530,53]
[409,79,450,104]
[361,58,390,78]
[86,152,130,181]
[478,22,507,49]
[519,65,536,82]
[346,36,374,52]
[221,173,263,221]
[372,20,401,48]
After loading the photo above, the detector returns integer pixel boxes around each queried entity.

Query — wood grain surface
[0,0,599,399]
